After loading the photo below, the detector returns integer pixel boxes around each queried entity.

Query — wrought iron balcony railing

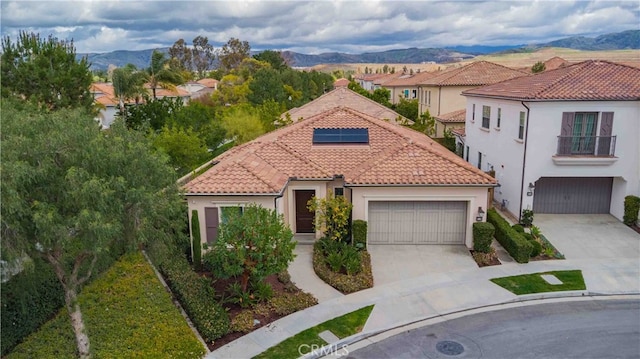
[556,136,616,156]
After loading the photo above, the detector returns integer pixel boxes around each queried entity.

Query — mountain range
[82,29,639,71]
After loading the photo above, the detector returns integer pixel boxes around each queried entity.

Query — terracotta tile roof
[420,61,529,87]
[383,71,437,87]
[196,78,218,88]
[435,109,466,123]
[544,57,570,71]
[185,107,496,194]
[283,87,407,124]
[95,95,117,107]
[334,78,350,87]
[373,73,402,85]
[463,60,640,101]
[450,127,465,137]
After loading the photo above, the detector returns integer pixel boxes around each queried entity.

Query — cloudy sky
[1,1,638,54]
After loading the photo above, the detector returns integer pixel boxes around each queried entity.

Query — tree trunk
[65,288,92,359]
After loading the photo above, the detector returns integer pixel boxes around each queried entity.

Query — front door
[295,190,315,233]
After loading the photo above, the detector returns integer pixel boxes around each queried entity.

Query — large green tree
[1,99,184,358]
[192,35,216,79]
[253,50,288,72]
[207,204,295,293]
[146,50,184,99]
[1,31,93,111]
[219,37,250,72]
[111,64,147,117]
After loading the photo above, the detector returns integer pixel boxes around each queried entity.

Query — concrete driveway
[535,214,640,260]
[368,244,479,286]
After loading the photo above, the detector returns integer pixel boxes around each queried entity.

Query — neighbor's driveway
[368,244,479,286]
[535,214,640,260]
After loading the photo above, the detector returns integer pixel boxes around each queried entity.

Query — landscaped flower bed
[312,239,373,294]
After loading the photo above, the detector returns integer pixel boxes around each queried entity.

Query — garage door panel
[368,201,467,245]
[533,177,612,214]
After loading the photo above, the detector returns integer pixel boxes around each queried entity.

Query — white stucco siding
[465,97,640,221]
[186,195,277,247]
[349,186,491,248]
[465,98,526,217]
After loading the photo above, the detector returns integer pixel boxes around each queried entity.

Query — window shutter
[599,112,614,136]
[598,112,614,156]
[560,112,575,136]
[205,207,219,243]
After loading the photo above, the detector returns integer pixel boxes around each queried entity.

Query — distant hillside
[81,29,639,71]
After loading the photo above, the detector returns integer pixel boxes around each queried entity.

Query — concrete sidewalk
[207,255,640,359]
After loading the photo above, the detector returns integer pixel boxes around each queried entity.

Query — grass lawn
[490,270,586,295]
[254,305,374,359]
[6,252,205,359]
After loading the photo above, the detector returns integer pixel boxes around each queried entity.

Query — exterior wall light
[527,182,535,197]
[476,206,485,222]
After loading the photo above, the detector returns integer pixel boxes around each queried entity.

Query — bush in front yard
[312,241,373,293]
[529,239,542,257]
[623,195,640,226]
[487,208,532,263]
[352,220,367,250]
[472,222,495,253]
[160,255,230,342]
[511,224,525,233]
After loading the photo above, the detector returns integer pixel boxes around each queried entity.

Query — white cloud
[1,0,637,54]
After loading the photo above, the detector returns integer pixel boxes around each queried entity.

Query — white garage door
[368,201,467,245]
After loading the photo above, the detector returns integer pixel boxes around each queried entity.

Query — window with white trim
[471,104,476,122]
[497,108,501,128]
[518,111,526,140]
[482,105,490,129]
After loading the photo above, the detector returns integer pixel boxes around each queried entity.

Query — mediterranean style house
[417,61,529,117]
[462,60,640,222]
[184,106,496,248]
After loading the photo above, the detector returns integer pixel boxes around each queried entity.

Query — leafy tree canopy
[1,31,93,112]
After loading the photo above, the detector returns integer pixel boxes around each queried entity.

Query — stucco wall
[465,97,640,221]
[350,186,491,248]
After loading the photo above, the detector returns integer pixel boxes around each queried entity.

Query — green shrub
[252,281,274,302]
[160,255,230,342]
[191,210,202,271]
[623,195,640,226]
[276,270,298,292]
[523,233,534,241]
[487,208,532,263]
[511,224,525,233]
[231,311,255,334]
[530,240,542,257]
[472,222,495,253]
[312,241,373,293]
[352,220,367,249]
[268,292,318,316]
[226,282,256,308]
[326,251,344,273]
[520,209,534,227]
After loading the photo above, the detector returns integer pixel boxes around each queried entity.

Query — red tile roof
[383,71,438,87]
[196,78,218,88]
[185,107,496,194]
[450,127,465,137]
[420,61,529,86]
[284,87,407,124]
[435,109,466,123]
[334,78,350,87]
[463,60,640,101]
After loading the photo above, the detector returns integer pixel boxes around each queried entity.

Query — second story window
[471,104,476,122]
[518,112,526,140]
[482,105,491,129]
[497,108,501,128]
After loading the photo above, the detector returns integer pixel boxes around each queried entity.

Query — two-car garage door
[533,177,612,214]
[368,201,467,245]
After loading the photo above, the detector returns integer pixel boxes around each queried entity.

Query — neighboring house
[282,87,410,124]
[372,72,402,91]
[450,127,466,159]
[179,78,218,100]
[333,78,350,88]
[462,60,640,222]
[382,71,436,104]
[145,84,191,104]
[356,73,395,91]
[91,82,125,129]
[417,61,529,117]
[184,106,496,248]
[434,109,466,138]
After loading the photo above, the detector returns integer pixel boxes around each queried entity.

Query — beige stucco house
[184,106,496,248]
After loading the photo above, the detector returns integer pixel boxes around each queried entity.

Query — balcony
[554,136,617,166]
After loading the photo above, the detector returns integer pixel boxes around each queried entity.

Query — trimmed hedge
[352,220,367,249]
[312,241,373,294]
[6,253,205,358]
[529,240,542,257]
[472,222,495,253]
[511,224,525,233]
[160,255,230,343]
[191,210,202,271]
[1,258,64,356]
[487,208,532,263]
[623,195,640,226]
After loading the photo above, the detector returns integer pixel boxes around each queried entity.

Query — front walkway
[288,244,343,302]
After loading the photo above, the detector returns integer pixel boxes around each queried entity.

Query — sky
[1,1,638,54]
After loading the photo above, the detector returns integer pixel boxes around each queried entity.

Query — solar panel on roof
[312,128,369,144]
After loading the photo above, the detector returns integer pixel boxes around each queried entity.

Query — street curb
[302,291,640,359]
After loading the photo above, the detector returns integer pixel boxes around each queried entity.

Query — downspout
[518,101,531,223]
[437,86,442,116]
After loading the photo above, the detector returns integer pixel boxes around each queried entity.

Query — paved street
[348,299,640,359]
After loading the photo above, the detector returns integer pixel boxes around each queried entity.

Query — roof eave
[345,183,498,188]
